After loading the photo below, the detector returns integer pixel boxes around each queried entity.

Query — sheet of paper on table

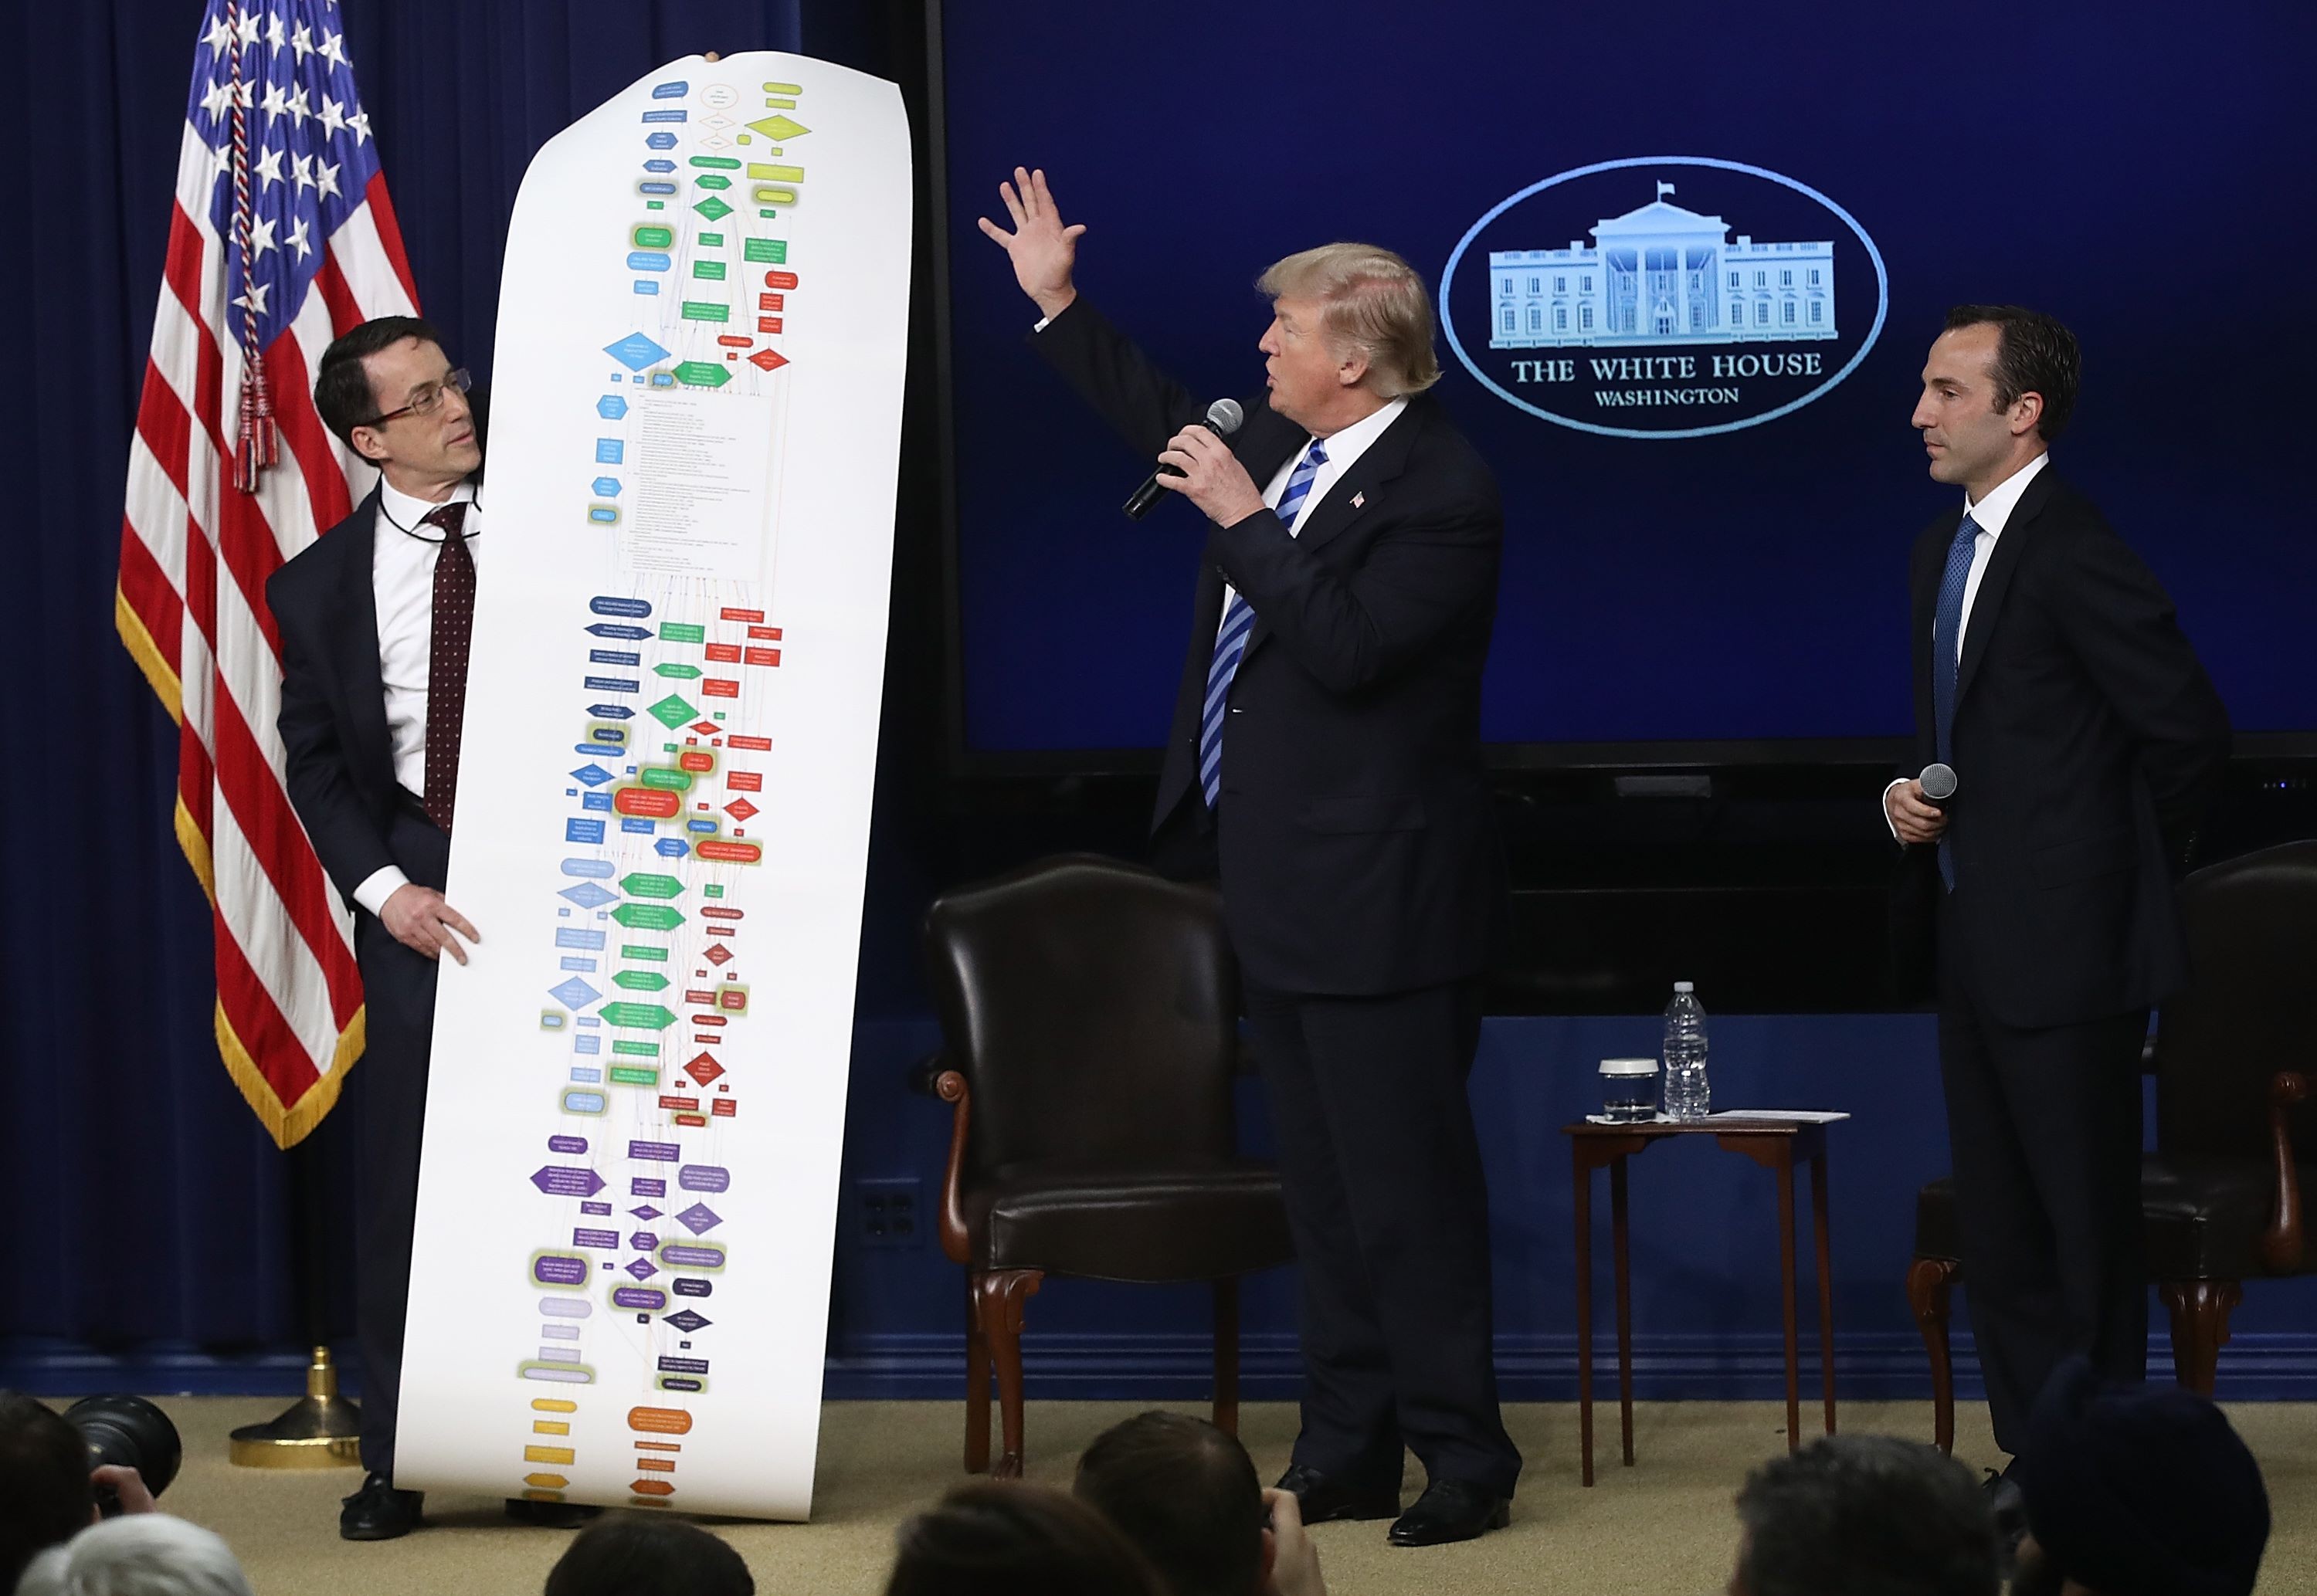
[1703,1110,1852,1123]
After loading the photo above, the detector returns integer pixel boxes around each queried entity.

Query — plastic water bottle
[1661,981,1711,1120]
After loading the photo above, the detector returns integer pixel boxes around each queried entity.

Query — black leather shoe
[1983,1469,2027,1577]
[506,1496,603,1528]
[339,1472,423,1540]
[1275,1462,1402,1523]
[1388,1479,1509,1547]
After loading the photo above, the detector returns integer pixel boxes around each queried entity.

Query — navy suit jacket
[1893,466,2230,1028]
[1033,298,1507,995]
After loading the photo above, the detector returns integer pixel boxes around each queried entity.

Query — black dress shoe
[340,1472,424,1541]
[1275,1462,1402,1523]
[506,1496,603,1528]
[1388,1479,1509,1547]
[1983,1468,2027,1576]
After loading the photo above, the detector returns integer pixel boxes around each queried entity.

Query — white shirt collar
[377,475,477,534]
[1308,395,1408,467]
[1962,452,2049,540]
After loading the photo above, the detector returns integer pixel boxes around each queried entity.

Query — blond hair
[1257,243,1441,398]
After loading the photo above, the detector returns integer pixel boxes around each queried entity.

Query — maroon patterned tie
[422,501,474,833]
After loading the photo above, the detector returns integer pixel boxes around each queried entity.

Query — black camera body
[65,1395,181,1516]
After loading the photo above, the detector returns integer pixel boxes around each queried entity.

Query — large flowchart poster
[395,54,910,1520]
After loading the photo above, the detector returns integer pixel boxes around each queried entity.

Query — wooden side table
[1562,1114,1846,1485]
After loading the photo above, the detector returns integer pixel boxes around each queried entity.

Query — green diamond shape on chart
[694,195,733,222]
[614,970,671,992]
[649,694,698,729]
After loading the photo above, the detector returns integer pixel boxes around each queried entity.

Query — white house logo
[1440,157,1887,439]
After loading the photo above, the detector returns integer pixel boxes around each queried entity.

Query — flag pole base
[229,1347,363,1469]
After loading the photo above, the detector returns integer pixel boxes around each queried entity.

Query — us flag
[116,0,419,1146]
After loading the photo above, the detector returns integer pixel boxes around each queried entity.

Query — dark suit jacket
[266,487,438,911]
[1895,465,2230,1029]
[1033,298,1506,995]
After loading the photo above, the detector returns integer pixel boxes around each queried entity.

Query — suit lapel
[1953,466,2059,710]
[333,488,400,798]
[1241,399,1421,659]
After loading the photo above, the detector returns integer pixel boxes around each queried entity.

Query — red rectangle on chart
[720,607,765,623]
[712,1099,737,1117]
[693,1014,728,1028]
[704,642,741,662]
[684,990,716,1005]
[657,1095,699,1112]
[675,1113,707,1127]
[701,906,744,920]
[715,334,751,347]
[747,626,783,641]
[758,293,785,311]
[702,678,739,697]
[677,750,715,772]
[725,771,762,791]
[727,734,771,751]
[764,270,798,290]
[744,647,781,667]
[757,317,783,334]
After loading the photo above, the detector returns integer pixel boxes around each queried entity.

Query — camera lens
[65,1395,182,1516]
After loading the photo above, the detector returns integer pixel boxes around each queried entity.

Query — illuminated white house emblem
[1488,183,1836,349]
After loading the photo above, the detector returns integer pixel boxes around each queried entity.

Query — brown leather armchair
[1907,840,2316,1451]
[917,854,1295,1477]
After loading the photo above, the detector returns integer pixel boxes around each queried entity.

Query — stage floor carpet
[124,1397,2315,1594]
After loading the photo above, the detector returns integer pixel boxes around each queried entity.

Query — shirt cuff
[353,865,412,918]
[1881,778,1909,845]
[1033,315,1052,334]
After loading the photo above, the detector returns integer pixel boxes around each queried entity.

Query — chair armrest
[906,1051,952,1097]
[2261,1070,2310,1273]
[934,1069,973,1266]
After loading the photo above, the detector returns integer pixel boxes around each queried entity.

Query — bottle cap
[1673,981,1694,993]
[1600,1057,1659,1076]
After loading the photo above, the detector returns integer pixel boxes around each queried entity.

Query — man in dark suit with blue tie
[981,168,1518,1546]
[1886,307,2230,1514]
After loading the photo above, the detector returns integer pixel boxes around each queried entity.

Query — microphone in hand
[1125,398,1244,520]
[1918,762,1958,812]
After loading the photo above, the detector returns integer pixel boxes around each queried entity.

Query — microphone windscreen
[1205,397,1245,435]
[1919,762,1959,802]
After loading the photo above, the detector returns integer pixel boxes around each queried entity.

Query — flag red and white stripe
[117,0,419,1146]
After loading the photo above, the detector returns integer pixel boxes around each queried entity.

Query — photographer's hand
[90,1465,156,1516]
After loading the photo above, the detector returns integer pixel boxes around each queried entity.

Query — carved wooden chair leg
[2159,1279,2242,1397]
[1905,1255,1961,1454]
[964,1272,992,1472]
[1212,1276,1240,1436]
[976,1269,1044,1479]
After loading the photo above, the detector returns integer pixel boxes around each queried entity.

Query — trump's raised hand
[976,166,1083,321]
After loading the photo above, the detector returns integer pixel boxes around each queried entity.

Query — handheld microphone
[1124,398,1245,520]
[1918,762,1958,811]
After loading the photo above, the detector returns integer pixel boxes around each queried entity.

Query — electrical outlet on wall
[857,1177,923,1249]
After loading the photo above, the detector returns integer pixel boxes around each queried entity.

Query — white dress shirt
[352,479,482,915]
[1218,395,1408,634]
[1883,452,2049,837]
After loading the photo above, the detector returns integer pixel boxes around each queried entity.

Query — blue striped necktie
[1199,438,1328,807]
[1930,513,1980,891]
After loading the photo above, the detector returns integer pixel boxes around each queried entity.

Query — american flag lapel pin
[1350,491,1365,510]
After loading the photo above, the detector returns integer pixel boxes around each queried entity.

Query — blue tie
[1200,439,1328,807]
[1930,513,1980,891]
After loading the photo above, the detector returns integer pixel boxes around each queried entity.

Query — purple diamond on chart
[559,881,617,910]
[664,1309,711,1333]
[626,1257,659,1280]
[676,1202,722,1235]
[629,1205,663,1222]
[548,977,601,1011]
[604,332,670,371]
[572,764,614,788]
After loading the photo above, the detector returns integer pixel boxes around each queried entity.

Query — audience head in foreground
[1729,1434,1997,1596]
[1074,1411,1271,1596]
[887,1480,1163,1596]
[0,1391,98,1592]
[544,1514,753,1596]
[2013,1357,2269,1596]
[14,1516,252,1596]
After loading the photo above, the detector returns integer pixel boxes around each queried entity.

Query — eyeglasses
[364,368,472,428]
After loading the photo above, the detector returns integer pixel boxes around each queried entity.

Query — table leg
[1610,1154,1635,1467]
[1776,1151,1800,1452]
[1573,1154,1593,1487]
[1811,1145,1836,1435]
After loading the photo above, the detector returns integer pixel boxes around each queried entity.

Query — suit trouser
[354,805,449,1481]
[1936,900,2147,1459]
[1243,978,1521,1497]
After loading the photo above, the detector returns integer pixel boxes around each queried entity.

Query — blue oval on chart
[1437,155,1888,440]
[648,371,675,387]
[563,1091,608,1114]
[626,251,671,272]
[590,596,653,618]
[646,131,677,151]
[561,858,616,879]
[636,180,677,196]
[652,80,688,99]
[643,158,677,174]
[588,507,619,524]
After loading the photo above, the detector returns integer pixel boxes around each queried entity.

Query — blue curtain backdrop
[0,0,877,1373]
